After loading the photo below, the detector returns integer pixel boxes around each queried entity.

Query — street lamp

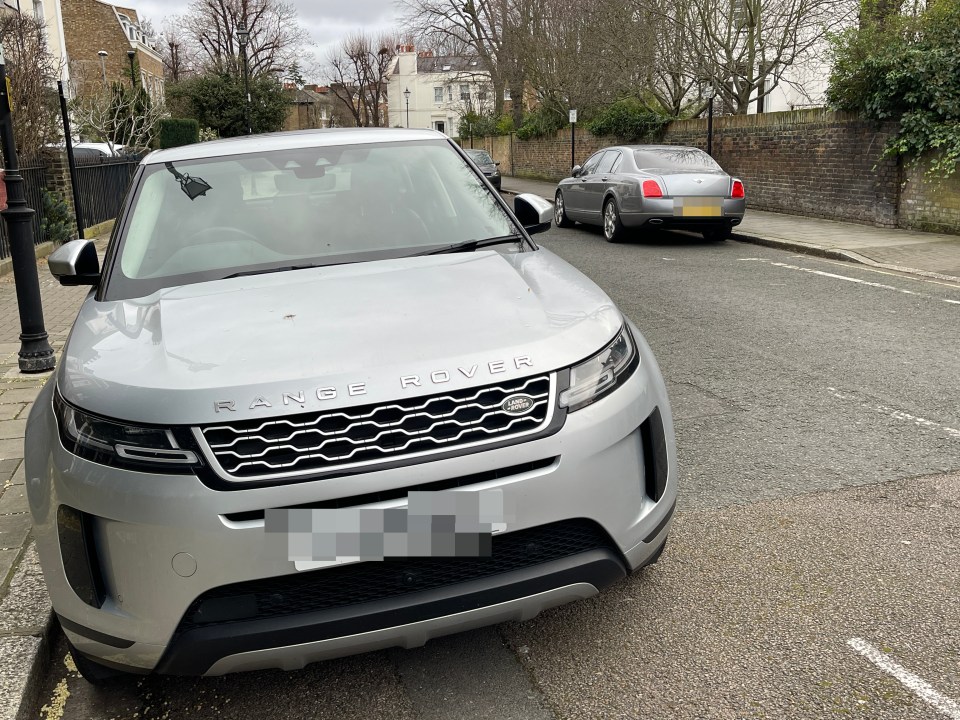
[97,50,108,86]
[237,23,252,135]
[126,49,136,89]
[704,86,716,157]
[0,42,55,372]
[403,87,410,128]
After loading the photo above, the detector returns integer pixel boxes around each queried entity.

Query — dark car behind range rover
[26,128,677,681]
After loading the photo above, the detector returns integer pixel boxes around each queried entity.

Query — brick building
[61,0,164,104]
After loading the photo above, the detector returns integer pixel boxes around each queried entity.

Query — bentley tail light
[731,179,745,199]
[641,180,663,198]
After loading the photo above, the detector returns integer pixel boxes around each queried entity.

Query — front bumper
[25,324,677,675]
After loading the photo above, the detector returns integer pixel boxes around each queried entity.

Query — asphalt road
[35,226,960,720]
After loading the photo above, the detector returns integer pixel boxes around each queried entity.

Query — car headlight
[559,326,639,412]
[54,391,198,471]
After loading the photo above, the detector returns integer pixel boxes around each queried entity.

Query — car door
[564,151,605,219]
[583,151,620,219]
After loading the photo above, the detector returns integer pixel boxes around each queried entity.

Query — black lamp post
[127,49,136,88]
[403,87,410,128]
[704,87,715,157]
[237,23,252,135]
[0,43,55,373]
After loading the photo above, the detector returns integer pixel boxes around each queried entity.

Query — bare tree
[647,0,859,114]
[327,32,398,127]
[520,0,650,118]
[401,0,531,123]
[70,87,166,153]
[160,17,199,82]
[183,0,310,76]
[0,11,64,160]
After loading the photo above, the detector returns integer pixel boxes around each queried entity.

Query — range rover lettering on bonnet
[214,355,534,412]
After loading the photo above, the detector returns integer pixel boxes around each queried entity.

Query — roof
[392,56,487,75]
[143,128,450,165]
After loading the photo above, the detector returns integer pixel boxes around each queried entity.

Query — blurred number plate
[673,197,723,217]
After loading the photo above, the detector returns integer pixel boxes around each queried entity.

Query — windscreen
[108,139,516,298]
[467,150,494,164]
[633,148,721,171]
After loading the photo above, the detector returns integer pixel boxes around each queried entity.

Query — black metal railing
[73,155,139,229]
[0,164,49,261]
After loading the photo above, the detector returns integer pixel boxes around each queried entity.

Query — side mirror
[49,239,100,286]
[571,165,582,178]
[495,161,501,166]
[513,193,552,236]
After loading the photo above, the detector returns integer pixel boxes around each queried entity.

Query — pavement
[502,176,960,282]
[0,246,98,720]
[0,187,960,720]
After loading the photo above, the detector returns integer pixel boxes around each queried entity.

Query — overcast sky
[132,0,404,81]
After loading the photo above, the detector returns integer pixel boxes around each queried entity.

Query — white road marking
[740,258,960,305]
[827,388,960,440]
[848,638,960,719]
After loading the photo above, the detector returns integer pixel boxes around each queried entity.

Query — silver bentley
[554,145,746,242]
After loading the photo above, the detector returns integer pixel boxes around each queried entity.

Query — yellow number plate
[673,197,723,217]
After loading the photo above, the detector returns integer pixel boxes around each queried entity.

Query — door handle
[601,176,609,181]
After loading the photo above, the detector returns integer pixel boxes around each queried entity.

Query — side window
[581,152,604,175]
[610,152,623,173]
[596,151,619,174]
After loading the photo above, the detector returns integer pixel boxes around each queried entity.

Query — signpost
[569,109,577,170]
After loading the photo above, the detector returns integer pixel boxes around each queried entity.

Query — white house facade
[387,47,493,137]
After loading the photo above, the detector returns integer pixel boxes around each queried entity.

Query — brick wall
[38,148,78,241]
[900,155,960,234]
[499,109,918,229]
[662,110,901,227]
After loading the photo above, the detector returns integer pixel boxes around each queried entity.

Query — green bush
[827,0,960,177]
[159,118,200,149]
[585,98,668,142]
[515,108,566,140]
[166,73,288,138]
[40,188,72,245]
[458,111,513,138]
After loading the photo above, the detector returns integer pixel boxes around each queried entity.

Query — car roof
[143,128,449,165]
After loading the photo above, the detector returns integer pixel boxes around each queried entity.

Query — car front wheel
[554,191,574,228]
[603,198,626,243]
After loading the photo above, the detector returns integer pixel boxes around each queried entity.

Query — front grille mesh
[176,519,615,633]
[200,375,552,479]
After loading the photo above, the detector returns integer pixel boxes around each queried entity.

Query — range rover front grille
[198,374,554,481]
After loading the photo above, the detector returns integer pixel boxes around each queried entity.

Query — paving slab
[0,485,28,516]
[0,545,51,635]
[0,421,27,441]
[0,514,30,552]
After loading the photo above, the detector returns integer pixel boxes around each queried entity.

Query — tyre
[703,226,732,242]
[67,640,126,685]
[554,191,574,228]
[603,198,626,243]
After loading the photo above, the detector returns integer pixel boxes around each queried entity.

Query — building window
[504,88,512,101]
[434,86,443,103]
[459,84,469,101]
[447,86,453,102]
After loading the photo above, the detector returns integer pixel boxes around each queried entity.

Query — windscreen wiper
[413,234,525,256]
[224,263,326,279]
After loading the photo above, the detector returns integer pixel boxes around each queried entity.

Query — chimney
[417,50,434,58]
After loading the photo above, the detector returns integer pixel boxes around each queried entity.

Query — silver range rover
[25,128,677,682]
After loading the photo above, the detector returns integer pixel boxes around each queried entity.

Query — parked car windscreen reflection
[110,140,516,298]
